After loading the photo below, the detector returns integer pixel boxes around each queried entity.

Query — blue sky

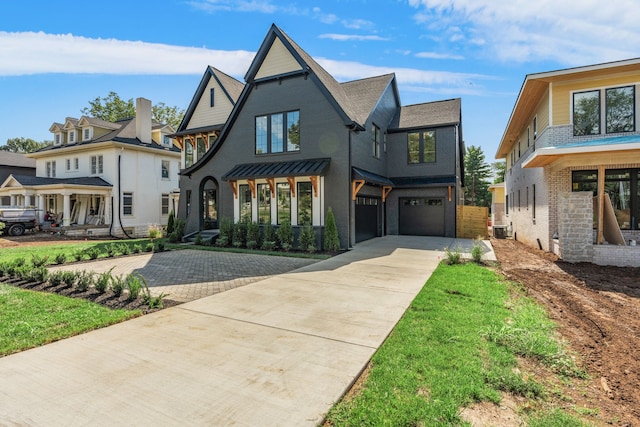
[1,0,639,160]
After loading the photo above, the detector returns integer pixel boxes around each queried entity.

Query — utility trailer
[0,206,38,236]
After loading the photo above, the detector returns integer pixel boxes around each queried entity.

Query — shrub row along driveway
[48,249,320,302]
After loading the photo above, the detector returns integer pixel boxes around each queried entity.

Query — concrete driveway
[0,236,494,426]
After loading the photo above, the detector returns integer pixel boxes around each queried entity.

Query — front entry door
[202,186,217,229]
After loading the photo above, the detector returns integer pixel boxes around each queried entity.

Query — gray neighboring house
[178,24,465,248]
[0,151,36,205]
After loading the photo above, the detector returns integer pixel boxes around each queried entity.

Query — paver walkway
[49,249,319,302]
[0,236,495,426]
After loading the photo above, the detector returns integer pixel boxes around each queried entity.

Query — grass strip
[0,284,140,357]
[325,262,584,426]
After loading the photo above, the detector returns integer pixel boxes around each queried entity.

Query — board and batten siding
[254,37,302,80]
[186,78,236,129]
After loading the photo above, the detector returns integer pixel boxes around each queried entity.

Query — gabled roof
[182,24,398,176]
[341,74,398,126]
[0,151,36,168]
[176,66,245,134]
[389,98,462,131]
[77,116,121,130]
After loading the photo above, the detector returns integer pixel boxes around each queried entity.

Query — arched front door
[200,177,218,230]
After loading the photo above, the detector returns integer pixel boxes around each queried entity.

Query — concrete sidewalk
[0,236,494,426]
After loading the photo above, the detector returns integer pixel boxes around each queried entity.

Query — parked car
[0,207,38,236]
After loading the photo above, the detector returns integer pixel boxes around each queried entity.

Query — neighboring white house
[0,98,181,237]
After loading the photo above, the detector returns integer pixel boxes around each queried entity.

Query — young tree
[0,137,50,153]
[492,160,506,184]
[464,145,492,207]
[81,92,184,129]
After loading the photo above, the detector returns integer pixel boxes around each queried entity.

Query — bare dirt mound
[492,238,640,426]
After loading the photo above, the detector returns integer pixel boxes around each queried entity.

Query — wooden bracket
[200,133,209,149]
[309,176,319,197]
[448,186,452,202]
[175,136,184,150]
[286,177,296,197]
[266,177,275,197]
[382,186,392,202]
[352,179,365,201]
[228,180,238,199]
[247,179,256,198]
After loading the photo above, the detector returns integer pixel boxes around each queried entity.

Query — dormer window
[163,135,172,147]
[83,127,92,141]
[54,133,61,145]
[68,130,76,144]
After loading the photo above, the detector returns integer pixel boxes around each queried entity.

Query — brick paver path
[49,249,319,302]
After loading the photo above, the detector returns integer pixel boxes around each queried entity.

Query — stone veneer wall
[556,191,594,263]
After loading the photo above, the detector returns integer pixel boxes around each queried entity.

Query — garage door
[355,196,380,243]
[399,197,445,236]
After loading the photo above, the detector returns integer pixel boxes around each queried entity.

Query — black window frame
[372,123,381,159]
[573,89,601,136]
[255,110,300,155]
[407,130,436,164]
[606,85,635,134]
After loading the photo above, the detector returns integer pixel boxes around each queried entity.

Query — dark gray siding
[180,74,352,249]
[0,165,35,205]
[387,126,458,178]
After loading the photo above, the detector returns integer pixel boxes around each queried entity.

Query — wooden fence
[456,205,488,239]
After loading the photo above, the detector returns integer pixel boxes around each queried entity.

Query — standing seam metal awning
[222,158,330,181]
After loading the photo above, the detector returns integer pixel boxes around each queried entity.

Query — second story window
[46,161,56,177]
[197,137,206,161]
[573,90,600,136]
[606,86,635,133]
[185,140,194,168]
[74,158,79,170]
[83,128,92,141]
[68,130,76,143]
[255,110,300,154]
[163,135,172,147]
[90,155,103,174]
[161,160,170,179]
[54,134,61,145]
[372,124,381,158]
[407,130,436,164]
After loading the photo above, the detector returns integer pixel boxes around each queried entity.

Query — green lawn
[0,284,140,357]
[325,262,588,426]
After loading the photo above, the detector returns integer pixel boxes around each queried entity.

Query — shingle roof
[0,151,36,168]
[7,174,112,187]
[341,74,396,126]
[389,98,461,130]
[211,66,245,103]
[222,158,330,180]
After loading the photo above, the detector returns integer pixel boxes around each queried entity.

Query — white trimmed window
[161,160,170,179]
[46,161,56,177]
[161,194,170,215]
[65,158,71,171]
[163,135,172,147]
[54,133,61,145]
[83,127,92,141]
[74,158,79,170]
[123,192,133,216]
[90,155,103,174]
[68,130,76,143]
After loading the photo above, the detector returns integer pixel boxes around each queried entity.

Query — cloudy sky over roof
[1,0,638,159]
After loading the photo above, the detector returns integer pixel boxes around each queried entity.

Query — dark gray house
[178,24,464,249]
[0,151,36,205]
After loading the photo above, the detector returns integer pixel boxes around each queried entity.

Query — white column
[37,194,45,223]
[104,194,111,225]
[63,194,71,227]
[10,195,16,206]
[24,194,32,207]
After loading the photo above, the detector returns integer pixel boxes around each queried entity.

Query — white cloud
[187,0,278,13]
[341,19,375,30]
[408,0,640,65]
[319,34,389,42]
[415,51,464,60]
[0,32,255,76]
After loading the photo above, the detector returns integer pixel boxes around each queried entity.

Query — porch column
[24,193,32,207]
[104,194,111,225]
[10,195,16,206]
[36,194,45,223]
[63,193,71,227]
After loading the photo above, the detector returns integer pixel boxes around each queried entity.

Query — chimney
[136,97,152,144]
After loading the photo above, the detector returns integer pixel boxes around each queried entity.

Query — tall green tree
[464,145,492,207]
[492,161,506,184]
[0,137,50,153]
[81,92,185,129]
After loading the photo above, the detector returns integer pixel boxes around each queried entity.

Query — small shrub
[324,207,340,252]
[145,242,154,252]
[166,210,175,235]
[172,219,186,242]
[215,235,229,247]
[0,262,8,277]
[95,269,112,293]
[118,243,131,255]
[443,246,462,265]
[125,274,144,301]
[276,221,293,250]
[471,240,484,263]
[148,224,162,240]
[72,250,85,262]
[298,225,316,252]
[27,267,49,283]
[30,254,50,268]
[13,257,26,267]
[219,217,234,242]
[48,271,64,287]
[156,241,165,252]
[110,275,126,297]
[195,233,203,245]
[141,275,167,309]
[0,222,4,235]
[232,220,247,248]
[246,221,261,247]
[133,244,143,254]
[105,243,118,257]
[14,265,32,281]
[261,223,276,251]
[75,271,94,292]
[54,253,67,265]
[61,271,77,287]
[85,247,100,260]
